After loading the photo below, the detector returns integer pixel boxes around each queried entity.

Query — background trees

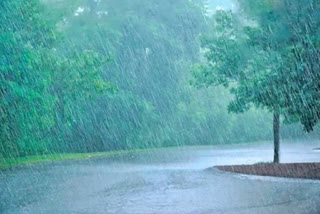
[0,0,110,158]
[1,0,318,160]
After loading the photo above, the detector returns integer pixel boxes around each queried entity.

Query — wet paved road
[1,142,320,214]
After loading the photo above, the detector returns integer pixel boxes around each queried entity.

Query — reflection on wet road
[1,142,320,214]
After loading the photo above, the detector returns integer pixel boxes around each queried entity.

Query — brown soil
[216,162,320,180]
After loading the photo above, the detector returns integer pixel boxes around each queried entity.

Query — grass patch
[0,149,147,170]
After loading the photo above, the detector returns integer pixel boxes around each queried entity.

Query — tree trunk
[273,112,280,163]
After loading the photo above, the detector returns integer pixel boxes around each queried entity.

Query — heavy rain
[0,0,320,213]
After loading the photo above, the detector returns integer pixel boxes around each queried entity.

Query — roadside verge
[216,162,320,180]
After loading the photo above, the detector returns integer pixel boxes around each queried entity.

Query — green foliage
[193,0,320,132]
[0,0,110,158]
[1,0,57,157]
[238,0,320,131]
[1,0,317,161]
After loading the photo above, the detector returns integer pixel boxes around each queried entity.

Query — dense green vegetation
[193,0,320,162]
[1,0,319,163]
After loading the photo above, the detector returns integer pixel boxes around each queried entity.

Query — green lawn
[0,149,146,170]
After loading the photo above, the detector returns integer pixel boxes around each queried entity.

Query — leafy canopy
[192,0,320,132]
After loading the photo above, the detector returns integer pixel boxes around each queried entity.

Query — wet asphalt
[1,142,320,214]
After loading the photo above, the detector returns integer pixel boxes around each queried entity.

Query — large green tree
[193,0,320,163]
[237,0,320,132]
[0,0,110,158]
[0,0,57,157]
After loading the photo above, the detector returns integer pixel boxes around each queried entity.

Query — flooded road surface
[1,142,320,214]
